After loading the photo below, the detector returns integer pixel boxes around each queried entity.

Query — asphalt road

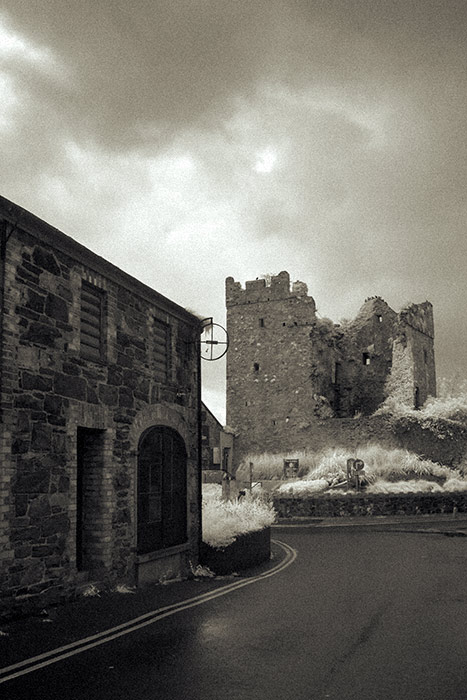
[3,524,467,700]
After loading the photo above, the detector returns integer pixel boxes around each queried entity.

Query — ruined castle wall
[386,302,436,409]
[402,303,436,407]
[339,298,398,415]
[226,272,437,466]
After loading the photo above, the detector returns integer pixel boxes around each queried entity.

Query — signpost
[283,459,299,479]
[346,458,365,491]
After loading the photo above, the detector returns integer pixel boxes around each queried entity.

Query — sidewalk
[0,543,284,673]
[274,512,467,535]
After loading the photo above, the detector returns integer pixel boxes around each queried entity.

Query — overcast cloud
[1,0,466,422]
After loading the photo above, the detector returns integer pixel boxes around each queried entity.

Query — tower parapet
[226,271,313,308]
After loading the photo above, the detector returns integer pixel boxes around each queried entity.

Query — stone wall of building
[226,272,436,468]
[0,197,201,618]
[201,402,234,474]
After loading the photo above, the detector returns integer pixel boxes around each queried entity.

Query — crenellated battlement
[226,271,312,307]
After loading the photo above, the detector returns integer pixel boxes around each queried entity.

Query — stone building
[226,271,436,466]
[201,402,234,478]
[0,196,202,618]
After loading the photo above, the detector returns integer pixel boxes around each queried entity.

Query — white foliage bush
[277,478,329,497]
[366,480,444,494]
[420,395,467,423]
[202,488,276,549]
[443,478,467,492]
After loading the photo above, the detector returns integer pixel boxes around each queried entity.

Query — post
[222,473,231,501]
[346,459,355,490]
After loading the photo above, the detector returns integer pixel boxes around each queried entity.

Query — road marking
[0,539,296,685]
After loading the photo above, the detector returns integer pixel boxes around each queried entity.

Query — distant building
[226,271,436,466]
[201,402,234,477]
[0,196,202,618]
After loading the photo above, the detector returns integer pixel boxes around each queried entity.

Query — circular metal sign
[200,321,229,361]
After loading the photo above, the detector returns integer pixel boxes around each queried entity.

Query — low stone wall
[274,493,467,518]
[200,527,271,575]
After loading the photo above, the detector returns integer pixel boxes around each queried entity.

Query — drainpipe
[0,219,10,424]
[197,323,203,560]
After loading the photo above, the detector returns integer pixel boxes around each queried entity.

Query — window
[253,362,259,372]
[332,362,341,384]
[80,282,105,361]
[363,353,371,366]
[222,447,231,471]
[137,426,187,554]
[201,424,210,442]
[259,318,265,327]
[414,387,421,410]
[154,318,170,382]
[377,315,383,323]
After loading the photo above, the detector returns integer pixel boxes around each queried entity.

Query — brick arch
[129,404,190,452]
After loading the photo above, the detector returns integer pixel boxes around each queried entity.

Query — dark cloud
[1,0,466,419]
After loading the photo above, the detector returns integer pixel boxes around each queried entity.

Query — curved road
[3,524,467,699]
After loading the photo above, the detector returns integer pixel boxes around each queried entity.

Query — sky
[1,0,466,423]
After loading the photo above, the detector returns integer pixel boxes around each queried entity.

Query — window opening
[253,362,259,372]
[332,362,341,385]
[222,447,231,471]
[259,318,264,327]
[414,386,421,410]
[363,353,371,365]
[80,282,105,361]
[424,349,428,364]
[377,315,383,323]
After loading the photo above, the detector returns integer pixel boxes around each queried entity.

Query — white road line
[0,539,297,685]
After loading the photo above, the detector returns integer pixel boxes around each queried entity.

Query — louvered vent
[80,282,105,361]
[154,319,169,382]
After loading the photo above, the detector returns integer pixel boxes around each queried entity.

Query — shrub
[272,444,467,497]
[303,445,454,483]
[366,479,444,494]
[201,487,275,549]
[277,478,329,497]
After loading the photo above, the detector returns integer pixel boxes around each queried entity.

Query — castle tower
[226,272,321,465]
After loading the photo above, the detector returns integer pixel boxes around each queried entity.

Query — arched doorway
[137,426,187,555]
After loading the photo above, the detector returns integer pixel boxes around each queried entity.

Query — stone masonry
[226,272,436,466]
[0,196,202,619]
